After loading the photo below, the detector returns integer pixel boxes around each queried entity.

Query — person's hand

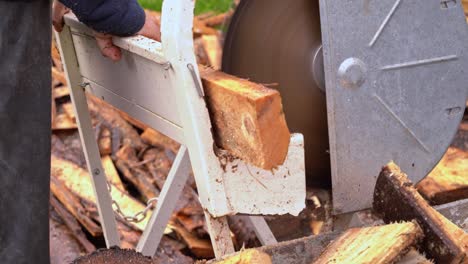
[52,2,161,62]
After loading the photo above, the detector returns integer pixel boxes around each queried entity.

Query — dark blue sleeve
[60,0,146,36]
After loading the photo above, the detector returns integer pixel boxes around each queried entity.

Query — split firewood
[62,102,76,122]
[50,195,97,253]
[173,223,214,259]
[140,128,180,154]
[52,67,68,85]
[417,123,468,205]
[87,94,146,151]
[115,144,160,201]
[201,35,223,70]
[51,41,63,71]
[50,175,102,237]
[53,86,70,99]
[52,112,77,130]
[101,155,125,191]
[207,249,272,264]
[195,37,210,66]
[374,162,468,264]
[313,222,424,264]
[201,69,291,170]
[51,155,169,232]
[143,148,203,215]
[51,91,57,126]
[97,127,112,156]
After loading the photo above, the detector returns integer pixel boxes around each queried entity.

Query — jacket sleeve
[59,0,146,36]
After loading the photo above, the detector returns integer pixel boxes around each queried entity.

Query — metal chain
[107,180,159,223]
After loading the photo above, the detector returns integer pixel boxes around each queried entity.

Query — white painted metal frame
[55,0,304,258]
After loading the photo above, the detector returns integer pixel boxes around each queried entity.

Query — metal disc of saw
[222,0,330,186]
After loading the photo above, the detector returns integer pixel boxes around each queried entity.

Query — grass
[139,0,233,15]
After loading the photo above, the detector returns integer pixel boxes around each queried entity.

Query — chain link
[107,180,158,223]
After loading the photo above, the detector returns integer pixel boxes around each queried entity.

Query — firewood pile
[48,5,468,264]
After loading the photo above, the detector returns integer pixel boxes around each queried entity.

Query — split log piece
[373,162,468,264]
[313,222,424,264]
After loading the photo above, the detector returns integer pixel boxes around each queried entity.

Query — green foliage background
[139,0,233,15]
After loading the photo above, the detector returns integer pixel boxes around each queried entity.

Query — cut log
[373,162,468,264]
[313,222,424,264]
[201,69,291,170]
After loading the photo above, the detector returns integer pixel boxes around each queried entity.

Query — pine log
[314,222,424,264]
[201,69,291,170]
[374,162,468,264]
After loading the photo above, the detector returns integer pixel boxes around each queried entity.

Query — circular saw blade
[223,0,330,186]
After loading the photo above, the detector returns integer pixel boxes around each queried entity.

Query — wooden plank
[374,162,468,264]
[201,69,291,170]
[313,222,423,264]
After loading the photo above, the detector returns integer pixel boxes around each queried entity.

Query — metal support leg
[248,216,277,246]
[137,146,191,256]
[204,212,235,258]
[55,26,120,247]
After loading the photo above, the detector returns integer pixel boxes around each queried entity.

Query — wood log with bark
[374,162,468,264]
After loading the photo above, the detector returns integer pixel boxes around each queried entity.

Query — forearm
[59,0,146,36]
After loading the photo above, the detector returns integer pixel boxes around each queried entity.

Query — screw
[93,168,100,175]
